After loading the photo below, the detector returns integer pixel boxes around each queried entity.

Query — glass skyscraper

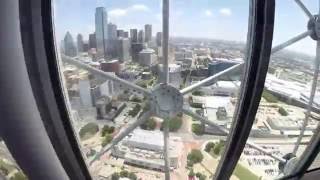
[95,7,108,59]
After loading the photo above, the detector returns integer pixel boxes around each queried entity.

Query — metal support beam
[271,30,312,54]
[163,120,170,180]
[62,56,151,96]
[90,111,152,164]
[180,63,243,95]
[246,142,286,163]
[294,0,314,19]
[162,0,169,84]
[293,41,320,154]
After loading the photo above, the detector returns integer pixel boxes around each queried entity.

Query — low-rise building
[112,129,183,171]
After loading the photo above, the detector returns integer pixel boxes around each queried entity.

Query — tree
[101,134,113,147]
[278,107,288,116]
[192,90,205,96]
[112,170,136,180]
[196,172,206,180]
[262,90,278,103]
[140,118,157,130]
[213,141,225,155]
[120,170,129,177]
[111,172,120,180]
[130,96,142,103]
[161,117,183,132]
[128,172,137,180]
[0,166,8,176]
[187,149,204,166]
[10,172,27,180]
[128,104,141,117]
[101,125,115,137]
[188,168,195,177]
[205,142,215,153]
[79,122,99,139]
[192,123,204,135]
[168,117,182,132]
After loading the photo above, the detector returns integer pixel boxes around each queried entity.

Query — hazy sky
[54,0,318,55]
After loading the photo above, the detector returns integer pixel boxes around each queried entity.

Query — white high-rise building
[79,79,93,107]
[95,7,108,58]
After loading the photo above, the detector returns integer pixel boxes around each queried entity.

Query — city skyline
[54,0,317,55]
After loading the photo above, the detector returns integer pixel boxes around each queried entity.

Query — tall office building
[138,30,144,43]
[156,32,162,47]
[117,38,130,62]
[77,34,84,52]
[144,24,152,42]
[95,7,108,58]
[131,43,144,62]
[89,33,96,49]
[107,23,118,57]
[107,23,117,40]
[117,30,124,38]
[130,29,138,43]
[64,32,77,57]
[124,31,129,38]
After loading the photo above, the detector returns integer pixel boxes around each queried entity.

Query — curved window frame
[4,0,320,179]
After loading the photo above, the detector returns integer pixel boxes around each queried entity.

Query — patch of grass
[79,123,99,139]
[233,163,260,180]
[262,90,278,103]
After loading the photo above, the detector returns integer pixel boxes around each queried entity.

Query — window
[53,0,250,179]
[52,0,319,179]
[231,0,320,179]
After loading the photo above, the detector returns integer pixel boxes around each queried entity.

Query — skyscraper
[117,38,130,62]
[95,7,108,58]
[130,29,138,43]
[64,32,77,57]
[89,33,96,49]
[156,32,162,47]
[144,24,152,42]
[138,30,144,43]
[77,34,84,52]
[117,29,124,38]
[131,43,144,62]
[124,31,129,38]
[107,23,117,40]
[106,23,118,57]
